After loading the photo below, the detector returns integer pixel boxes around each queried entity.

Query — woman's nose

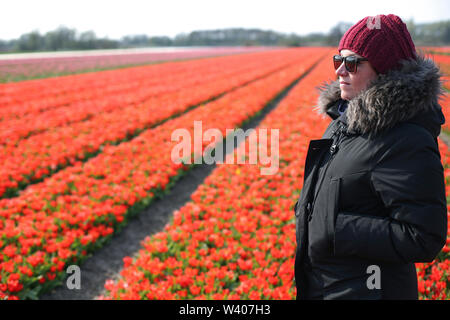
[335,61,348,77]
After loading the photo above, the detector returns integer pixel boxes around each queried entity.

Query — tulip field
[0,47,265,83]
[0,47,449,300]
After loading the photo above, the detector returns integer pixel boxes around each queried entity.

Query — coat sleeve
[333,126,448,263]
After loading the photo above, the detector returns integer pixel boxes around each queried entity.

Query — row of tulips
[422,47,450,56]
[99,52,450,300]
[0,50,305,146]
[0,49,314,198]
[432,54,450,133]
[0,56,246,124]
[0,55,221,109]
[0,50,286,124]
[431,53,450,84]
[0,47,266,84]
[0,48,330,299]
[440,94,450,133]
[0,54,210,108]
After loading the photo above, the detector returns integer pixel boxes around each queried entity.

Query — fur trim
[316,54,445,138]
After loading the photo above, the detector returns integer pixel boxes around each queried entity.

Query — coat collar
[316,54,446,139]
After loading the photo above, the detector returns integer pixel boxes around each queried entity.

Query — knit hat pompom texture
[338,14,416,74]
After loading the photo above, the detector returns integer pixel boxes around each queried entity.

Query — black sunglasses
[333,54,368,73]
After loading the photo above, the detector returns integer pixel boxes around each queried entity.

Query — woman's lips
[340,81,351,86]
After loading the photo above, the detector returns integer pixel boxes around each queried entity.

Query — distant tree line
[1,19,449,53]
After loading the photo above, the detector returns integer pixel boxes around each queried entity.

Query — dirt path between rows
[40,160,217,300]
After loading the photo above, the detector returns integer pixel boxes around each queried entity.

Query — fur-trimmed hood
[316,54,446,139]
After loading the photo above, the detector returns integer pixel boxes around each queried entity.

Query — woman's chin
[340,91,353,101]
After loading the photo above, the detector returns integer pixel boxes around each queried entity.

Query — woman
[294,14,448,300]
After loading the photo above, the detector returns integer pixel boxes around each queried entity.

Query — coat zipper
[307,122,346,222]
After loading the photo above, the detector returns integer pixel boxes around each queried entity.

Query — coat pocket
[326,177,340,253]
[323,275,383,300]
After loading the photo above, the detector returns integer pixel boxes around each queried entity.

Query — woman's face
[336,49,378,101]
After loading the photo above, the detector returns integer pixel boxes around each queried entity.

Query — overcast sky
[1,0,449,40]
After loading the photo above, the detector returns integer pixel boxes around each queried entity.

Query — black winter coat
[294,54,448,300]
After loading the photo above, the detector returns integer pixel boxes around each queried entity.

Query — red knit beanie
[338,14,417,74]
